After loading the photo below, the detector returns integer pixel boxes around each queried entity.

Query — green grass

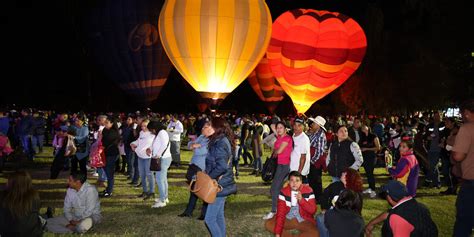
[0,147,456,236]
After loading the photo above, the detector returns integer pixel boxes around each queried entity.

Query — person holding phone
[265,171,318,237]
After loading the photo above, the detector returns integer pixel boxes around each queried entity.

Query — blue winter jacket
[205,134,237,197]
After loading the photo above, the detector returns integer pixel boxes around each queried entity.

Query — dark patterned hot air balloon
[267,9,367,114]
[247,56,284,114]
[85,0,172,104]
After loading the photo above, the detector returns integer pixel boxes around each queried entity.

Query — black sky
[1,0,473,114]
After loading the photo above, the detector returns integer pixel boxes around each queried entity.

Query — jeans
[271,164,289,212]
[253,156,262,171]
[440,154,455,188]
[21,135,34,160]
[104,155,119,193]
[238,144,253,165]
[31,135,44,153]
[125,146,133,175]
[155,157,172,201]
[170,141,181,165]
[308,165,323,201]
[362,152,376,190]
[138,157,154,194]
[131,152,139,183]
[183,191,208,216]
[427,151,441,186]
[233,145,240,176]
[205,196,227,237]
[98,168,107,182]
[316,213,329,237]
[453,181,474,237]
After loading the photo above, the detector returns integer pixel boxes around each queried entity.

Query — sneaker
[262,212,275,220]
[151,200,167,208]
[369,191,377,199]
[100,192,112,198]
[363,188,373,194]
[154,198,169,204]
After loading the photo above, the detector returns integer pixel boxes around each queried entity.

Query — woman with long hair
[100,117,121,197]
[317,168,363,237]
[147,121,172,208]
[204,117,237,237]
[0,171,43,237]
[263,121,293,220]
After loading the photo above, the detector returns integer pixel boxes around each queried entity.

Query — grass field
[0,147,457,236]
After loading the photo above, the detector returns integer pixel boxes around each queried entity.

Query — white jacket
[151,130,172,159]
[131,131,154,159]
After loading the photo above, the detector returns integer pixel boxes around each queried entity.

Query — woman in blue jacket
[204,117,237,237]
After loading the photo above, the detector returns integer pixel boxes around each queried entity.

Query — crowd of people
[0,98,473,236]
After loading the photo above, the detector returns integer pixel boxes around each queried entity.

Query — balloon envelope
[158,0,272,104]
[267,9,367,114]
[85,0,172,104]
[247,56,285,114]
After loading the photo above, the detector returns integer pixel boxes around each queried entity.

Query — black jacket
[327,140,355,178]
[102,128,120,157]
[319,181,345,210]
[325,208,364,237]
[382,198,438,237]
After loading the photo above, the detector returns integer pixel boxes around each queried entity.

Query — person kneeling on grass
[365,180,437,237]
[265,171,319,237]
[47,172,102,234]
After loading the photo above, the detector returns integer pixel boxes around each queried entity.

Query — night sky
[1,0,473,114]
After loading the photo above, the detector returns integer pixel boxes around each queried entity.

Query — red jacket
[275,184,317,234]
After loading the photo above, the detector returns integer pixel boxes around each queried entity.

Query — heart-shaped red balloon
[267,9,367,114]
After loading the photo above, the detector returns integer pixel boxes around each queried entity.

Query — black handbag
[150,139,169,172]
[261,156,277,182]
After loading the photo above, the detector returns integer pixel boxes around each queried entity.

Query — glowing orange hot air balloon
[158,0,272,110]
[267,9,367,114]
[247,56,285,114]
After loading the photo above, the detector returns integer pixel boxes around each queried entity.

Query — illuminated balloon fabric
[247,56,284,113]
[158,0,272,103]
[267,9,367,113]
[85,0,172,103]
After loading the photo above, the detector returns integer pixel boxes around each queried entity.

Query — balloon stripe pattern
[159,0,272,94]
[248,56,284,113]
[267,9,367,114]
[85,0,172,103]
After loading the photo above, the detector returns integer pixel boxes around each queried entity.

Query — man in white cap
[306,116,327,201]
[290,117,311,183]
